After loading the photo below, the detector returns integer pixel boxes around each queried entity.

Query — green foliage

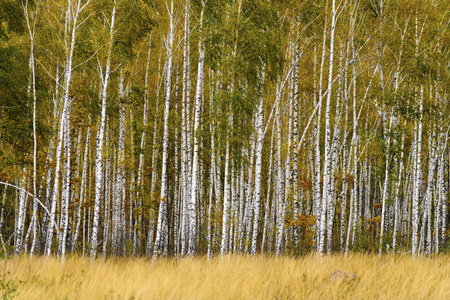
[202,0,285,172]
[0,42,34,175]
[0,246,20,300]
[0,0,25,40]
[115,1,155,59]
[0,271,19,300]
[441,230,450,254]
[203,0,283,81]
[350,221,380,253]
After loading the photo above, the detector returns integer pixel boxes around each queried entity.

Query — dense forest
[0,0,449,259]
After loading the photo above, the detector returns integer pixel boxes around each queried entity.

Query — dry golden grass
[3,253,450,299]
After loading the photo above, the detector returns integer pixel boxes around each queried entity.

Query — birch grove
[0,0,449,259]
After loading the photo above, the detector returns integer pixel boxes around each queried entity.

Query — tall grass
[4,253,450,299]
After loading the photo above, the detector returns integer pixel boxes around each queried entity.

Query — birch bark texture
[153,0,174,258]
[92,1,116,258]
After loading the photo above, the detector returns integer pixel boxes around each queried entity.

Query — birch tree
[188,0,206,256]
[153,0,174,258]
[46,0,91,256]
[91,1,116,258]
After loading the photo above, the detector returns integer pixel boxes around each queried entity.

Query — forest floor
[2,253,450,299]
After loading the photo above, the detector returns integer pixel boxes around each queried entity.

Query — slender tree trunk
[379,114,392,255]
[435,112,445,252]
[275,87,285,255]
[292,42,300,235]
[72,127,90,252]
[318,0,336,254]
[345,16,358,254]
[313,42,322,245]
[138,32,152,254]
[58,101,71,258]
[261,126,275,253]
[153,0,174,258]
[15,175,27,255]
[46,0,86,256]
[112,71,125,256]
[412,87,423,258]
[23,0,40,257]
[221,107,233,255]
[393,133,405,251]
[424,124,437,255]
[102,127,111,259]
[251,68,265,254]
[326,41,344,254]
[92,2,116,258]
[146,57,163,256]
[243,130,255,253]
[207,110,215,258]
[188,2,205,255]
[180,0,193,257]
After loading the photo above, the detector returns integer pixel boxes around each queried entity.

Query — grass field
[2,253,450,299]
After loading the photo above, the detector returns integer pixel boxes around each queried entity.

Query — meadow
[2,253,450,299]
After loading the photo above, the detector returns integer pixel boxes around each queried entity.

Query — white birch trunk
[345,18,358,254]
[243,122,256,253]
[318,0,336,254]
[250,69,265,254]
[393,133,405,251]
[102,127,111,259]
[435,114,445,252]
[173,66,181,256]
[15,175,27,255]
[46,0,87,256]
[72,126,90,252]
[91,2,116,258]
[261,126,275,253]
[188,2,205,255]
[221,103,233,255]
[180,0,193,257]
[153,0,174,257]
[179,28,188,255]
[146,58,163,256]
[23,0,39,256]
[275,89,285,255]
[292,43,300,222]
[58,101,71,257]
[0,186,6,243]
[112,71,125,255]
[207,108,215,257]
[43,63,60,247]
[425,124,437,255]
[326,41,344,254]
[313,42,322,243]
[138,33,152,254]
[412,87,423,258]
[229,166,236,251]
